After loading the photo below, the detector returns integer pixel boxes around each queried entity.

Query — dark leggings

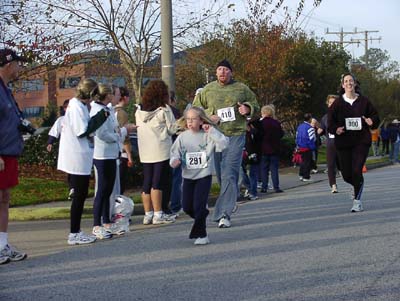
[69,174,90,233]
[142,160,169,194]
[93,159,117,226]
[326,142,338,187]
[182,175,212,239]
[337,144,369,200]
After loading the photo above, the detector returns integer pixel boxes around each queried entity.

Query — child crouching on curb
[170,107,229,245]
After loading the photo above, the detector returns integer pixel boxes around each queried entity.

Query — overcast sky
[224,0,400,63]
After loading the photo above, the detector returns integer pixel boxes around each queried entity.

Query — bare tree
[2,0,231,101]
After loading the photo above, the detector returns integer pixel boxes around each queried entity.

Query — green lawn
[10,178,74,207]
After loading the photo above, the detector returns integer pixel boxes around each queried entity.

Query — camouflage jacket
[193,80,259,136]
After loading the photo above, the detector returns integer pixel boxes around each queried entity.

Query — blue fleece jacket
[296,122,316,151]
[0,77,23,156]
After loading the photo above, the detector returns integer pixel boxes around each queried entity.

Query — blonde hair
[261,105,275,118]
[76,78,98,100]
[176,106,216,130]
[92,83,113,102]
[326,94,338,105]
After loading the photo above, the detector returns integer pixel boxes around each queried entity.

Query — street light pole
[161,0,175,92]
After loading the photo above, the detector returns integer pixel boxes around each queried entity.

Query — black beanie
[216,59,232,71]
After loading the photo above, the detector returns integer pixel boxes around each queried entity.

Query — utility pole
[325,28,360,48]
[351,29,381,68]
[326,28,381,69]
[161,0,175,92]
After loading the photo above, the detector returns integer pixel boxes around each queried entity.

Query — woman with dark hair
[135,80,178,225]
[328,73,379,212]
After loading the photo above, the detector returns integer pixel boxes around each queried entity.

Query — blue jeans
[213,135,245,221]
[240,163,258,196]
[261,155,280,190]
[391,141,400,163]
[169,165,183,213]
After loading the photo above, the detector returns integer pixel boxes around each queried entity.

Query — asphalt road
[1,165,400,301]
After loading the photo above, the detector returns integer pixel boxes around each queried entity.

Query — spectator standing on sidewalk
[370,128,380,156]
[310,118,322,174]
[47,99,74,200]
[58,78,108,245]
[296,113,316,182]
[260,105,284,194]
[240,117,263,201]
[0,48,28,264]
[320,95,339,193]
[380,123,390,155]
[328,73,379,212]
[388,119,400,164]
[170,107,229,245]
[167,91,184,215]
[135,80,177,225]
[193,59,259,228]
[114,86,134,194]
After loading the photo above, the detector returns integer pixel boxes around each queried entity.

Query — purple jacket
[261,117,284,155]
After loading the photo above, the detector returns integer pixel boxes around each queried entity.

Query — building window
[23,106,44,118]
[89,76,126,87]
[17,79,44,92]
[59,77,81,89]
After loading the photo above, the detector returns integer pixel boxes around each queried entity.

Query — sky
[224,0,400,63]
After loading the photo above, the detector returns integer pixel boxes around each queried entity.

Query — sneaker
[152,214,175,225]
[164,213,178,219]
[194,236,210,245]
[242,189,250,198]
[218,216,231,228]
[248,194,259,201]
[68,188,74,200]
[92,227,112,240]
[299,176,303,181]
[0,244,27,262]
[0,254,10,265]
[104,223,126,236]
[301,178,312,182]
[143,214,153,225]
[68,231,96,245]
[274,189,284,193]
[311,169,318,174]
[331,184,338,193]
[257,182,262,189]
[351,199,363,212]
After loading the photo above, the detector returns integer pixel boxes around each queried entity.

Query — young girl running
[170,107,229,245]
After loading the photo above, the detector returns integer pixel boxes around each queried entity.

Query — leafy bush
[280,135,296,166]
[19,129,58,167]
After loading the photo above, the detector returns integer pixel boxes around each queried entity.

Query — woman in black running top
[328,73,379,213]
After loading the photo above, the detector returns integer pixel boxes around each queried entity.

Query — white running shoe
[331,184,338,193]
[0,254,10,265]
[92,227,112,240]
[351,199,364,212]
[218,216,231,228]
[311,169,318,174]
[0,244,27,262]
[143,214,153,225]
[68,231,96,245]
[104,223,126,236]
[194,236,210,245]
[152,214,175,225]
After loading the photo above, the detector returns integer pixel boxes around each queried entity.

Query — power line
[325,27,381,67]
